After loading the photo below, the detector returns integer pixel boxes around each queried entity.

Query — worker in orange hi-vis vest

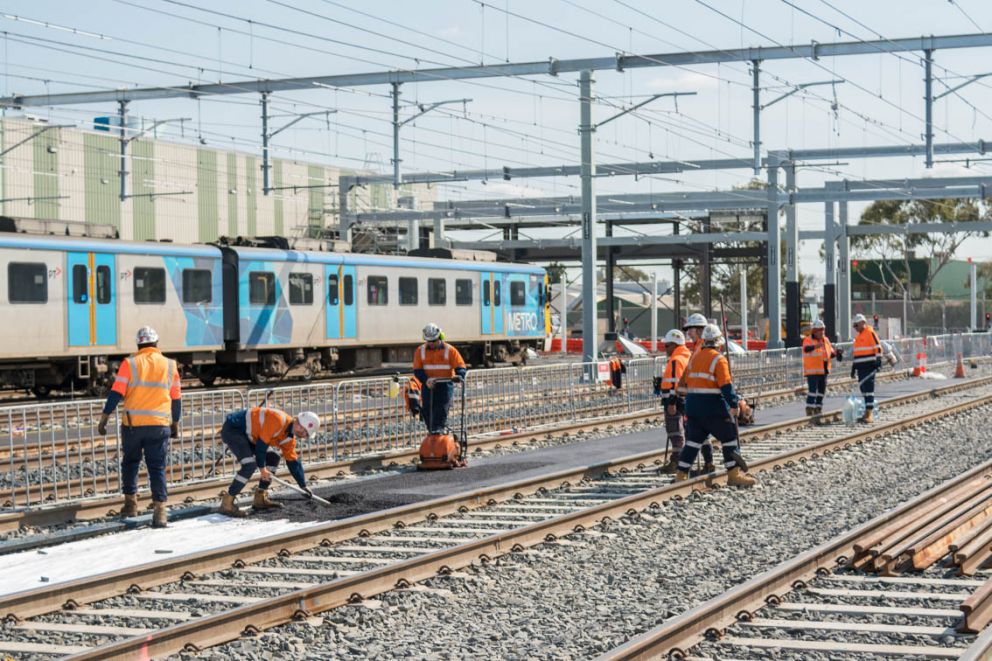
[674,312,716,472]
[413,323,467,434]
[97,326,181,528]
[659,329,691,474]
[802,319,841,419]
[851,313,884,423]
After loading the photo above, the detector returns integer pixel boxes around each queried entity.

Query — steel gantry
[6,32,992,357]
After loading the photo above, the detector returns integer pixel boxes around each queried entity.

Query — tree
[545,261,566,284]
[853,198,989,300]
[615,265,651,282]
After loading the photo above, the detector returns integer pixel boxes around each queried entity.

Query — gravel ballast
[178,396,992,660]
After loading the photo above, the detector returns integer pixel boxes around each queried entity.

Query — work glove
[170,422,179,439]
[302,488,314,500]
[803,344,815,353]
[835,348,844,361]
[850,365,856,379]
[97,414,109,436]
[876,357,883,370]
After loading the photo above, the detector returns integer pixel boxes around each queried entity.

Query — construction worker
[677,312,716,471]
[851,312,883,423]
[413,323,467,434]
[217,406,320,517]
[676,324,755,487]
[659,329,691,473]
[802,319,841,418]
[97,327,181,528]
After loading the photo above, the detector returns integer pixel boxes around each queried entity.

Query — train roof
[0,233,219,258]
[228,246,545,274]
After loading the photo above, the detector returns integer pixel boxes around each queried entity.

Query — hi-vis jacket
[802,336,835,375]
[683,346,740,417]
[244,406,299,462]
[852,326,883,365]
[660,345,691,404]
[110,347,181,427]
[413,342,467,382]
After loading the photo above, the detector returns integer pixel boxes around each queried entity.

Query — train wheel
[31,385,52,399]
[197,366,218,388]
[249,364,268,385]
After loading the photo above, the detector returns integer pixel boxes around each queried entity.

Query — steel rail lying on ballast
[3,383,987,659]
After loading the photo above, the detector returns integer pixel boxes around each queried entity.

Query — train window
[71,264,88,303]
[8,263,47,304]
[455,279,472,306]
[494,280,502,306]
[398,277,418,305]
[428,278,446,305]
[248,271,275,306]
[289,273,313,306]
[368,275,388,305]
[344,274,354,305]
[134,267,166,304]
[96,266,112,304]
[328,274,339,305]
[530,275,541,305]
[510,281,526,306]
[483,279,491,306]
[181,269,212,305]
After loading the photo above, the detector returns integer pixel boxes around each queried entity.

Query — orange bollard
[912,350,928,377]
[955,352,967,378]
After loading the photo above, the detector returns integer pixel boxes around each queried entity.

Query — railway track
[599,456,992,660]
[1,375,991,659]
[2,368,985,533]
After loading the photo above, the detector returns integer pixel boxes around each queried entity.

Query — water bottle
[842,395,860,426]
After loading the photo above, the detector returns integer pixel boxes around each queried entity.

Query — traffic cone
[955,352,966,378]
[912,345,928,377]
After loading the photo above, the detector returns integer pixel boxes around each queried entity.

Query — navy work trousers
[420,381,454,434]
[678,415,740,472]
[806,375,827,408]
[221,420,280,496]
[121,425,170,502]
[855,363,877,410]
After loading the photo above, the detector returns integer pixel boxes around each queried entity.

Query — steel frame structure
[5,32,992,357]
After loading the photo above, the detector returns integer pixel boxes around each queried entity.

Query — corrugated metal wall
[0,118,436,243]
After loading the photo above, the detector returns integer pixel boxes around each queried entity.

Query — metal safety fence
[3,332,992,511]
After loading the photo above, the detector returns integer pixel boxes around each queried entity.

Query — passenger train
[0,233,550,396]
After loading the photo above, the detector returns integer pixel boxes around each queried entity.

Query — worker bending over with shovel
[217,406,321,517]
[676,324,756,487]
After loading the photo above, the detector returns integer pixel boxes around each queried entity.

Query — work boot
[674,471,689,482]
[860,409,875,424]
[120,494,139,518]
[702,463,716,474]
[727,467,756,487]
[152,501,168,528]
[659,453,680,474]
[218,493,248,518]
[805,406,815,417]
[252,488,283,511]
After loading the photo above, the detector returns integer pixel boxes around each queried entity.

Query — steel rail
[51,390,992,659]
[0,363,957,532]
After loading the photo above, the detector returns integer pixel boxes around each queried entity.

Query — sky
[2,0,992,291]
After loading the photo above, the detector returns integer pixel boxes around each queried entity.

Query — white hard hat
[684,313,708,329]
[811,319,826,330]
[663,329,686,345]
[701,323,723,342]
[296,411,320,436]
[422,323,442,342]
[852,313,867,325]
[136,326,159,345]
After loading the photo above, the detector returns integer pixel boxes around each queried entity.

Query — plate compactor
[418,378,468,470]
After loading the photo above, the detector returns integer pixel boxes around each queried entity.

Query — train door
[325,265,357,340]
[67,252,117,347]
[480,272,504,335]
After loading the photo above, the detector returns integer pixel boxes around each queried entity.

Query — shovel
[270,474,333,507]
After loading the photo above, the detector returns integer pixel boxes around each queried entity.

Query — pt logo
[120,270,132,280]
[48,266,62,279]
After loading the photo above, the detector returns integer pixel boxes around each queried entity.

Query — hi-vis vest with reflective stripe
[802,336,834,375]
[112,347,179,427]
[247,406,298,461]
[852,327,882,364]
[661,345,691,392]
[413,342,467,379]
[683,347,732,395]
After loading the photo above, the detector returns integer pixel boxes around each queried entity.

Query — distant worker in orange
[97,326,181,528]
[217,406,321,517]
[802,319,841,419]
[676,324,755,487]
[675,312,716,472]
[413,323,467,433]
[851,313,883,423]
[659,329,691,474]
